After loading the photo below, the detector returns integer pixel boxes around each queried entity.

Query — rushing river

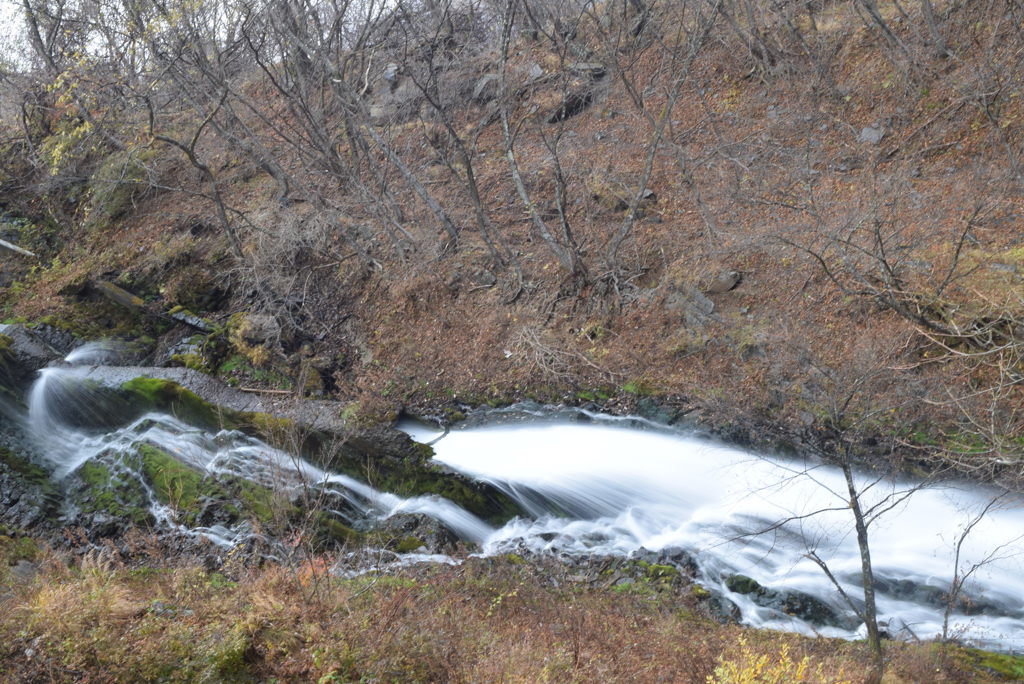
[15,347,1024,652]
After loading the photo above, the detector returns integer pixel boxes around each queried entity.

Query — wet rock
[635,397,685,426]
[706,593,743,623]
[724,573,856,629]
[725,574,764,595]
[378,513,460,555]
[631,546,698,574]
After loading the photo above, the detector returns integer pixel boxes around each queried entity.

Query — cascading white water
[21,353,1024,651]
[24,351,493,550]
[404,416,1024,651]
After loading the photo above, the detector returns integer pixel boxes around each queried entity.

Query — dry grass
[0,534,1014,684]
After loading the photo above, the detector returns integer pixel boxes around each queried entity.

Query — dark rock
[631,546,698,574]
[705,593,742,623]
[379,513,460,555]
[0,324,61,387]
[546,89,593,123]
[569,62,607,79]
[725,574,764,595]
[724,573,856,629]
[635,397,683,426]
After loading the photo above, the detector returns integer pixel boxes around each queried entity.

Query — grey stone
[0,324,62,386]
[569,62,606,79]
[528,62,544,80]
[472,74,500,103]
[706,270,742,294]
[858,124,885,145]
[239,313,280,344]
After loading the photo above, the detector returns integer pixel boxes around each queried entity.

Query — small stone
[858,124,885,145]
[706,270,742,294]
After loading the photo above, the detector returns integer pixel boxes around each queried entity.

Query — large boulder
[0,324,61,389]
[378,512,461,555]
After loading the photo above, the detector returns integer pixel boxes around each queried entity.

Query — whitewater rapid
[404,416,1024,650]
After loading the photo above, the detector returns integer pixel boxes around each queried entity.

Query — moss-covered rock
[119,378,524,527]
[138,444,293,528]
[74,460,153,527]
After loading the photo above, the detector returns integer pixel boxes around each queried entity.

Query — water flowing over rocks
[4,344,1024,653]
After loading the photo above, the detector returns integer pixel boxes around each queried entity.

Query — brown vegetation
[0,535,1017,683]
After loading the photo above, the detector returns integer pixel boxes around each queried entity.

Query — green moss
[217,354,293,390]
[622,379,656,397]
[394,536,425,553]
[0,447,50,487]
[122,377,226,429]
[0,534,39,563]
[370,464,521,527]
[138,443,289,527]
[138,445,207,513]
[965,648,1024,679]
[77,460,152,525]
[643,563,680,582]
[314,512,361,547]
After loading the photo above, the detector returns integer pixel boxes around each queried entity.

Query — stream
[11,348,1024,652]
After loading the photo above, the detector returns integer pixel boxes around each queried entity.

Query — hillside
[2,0,1024,680]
